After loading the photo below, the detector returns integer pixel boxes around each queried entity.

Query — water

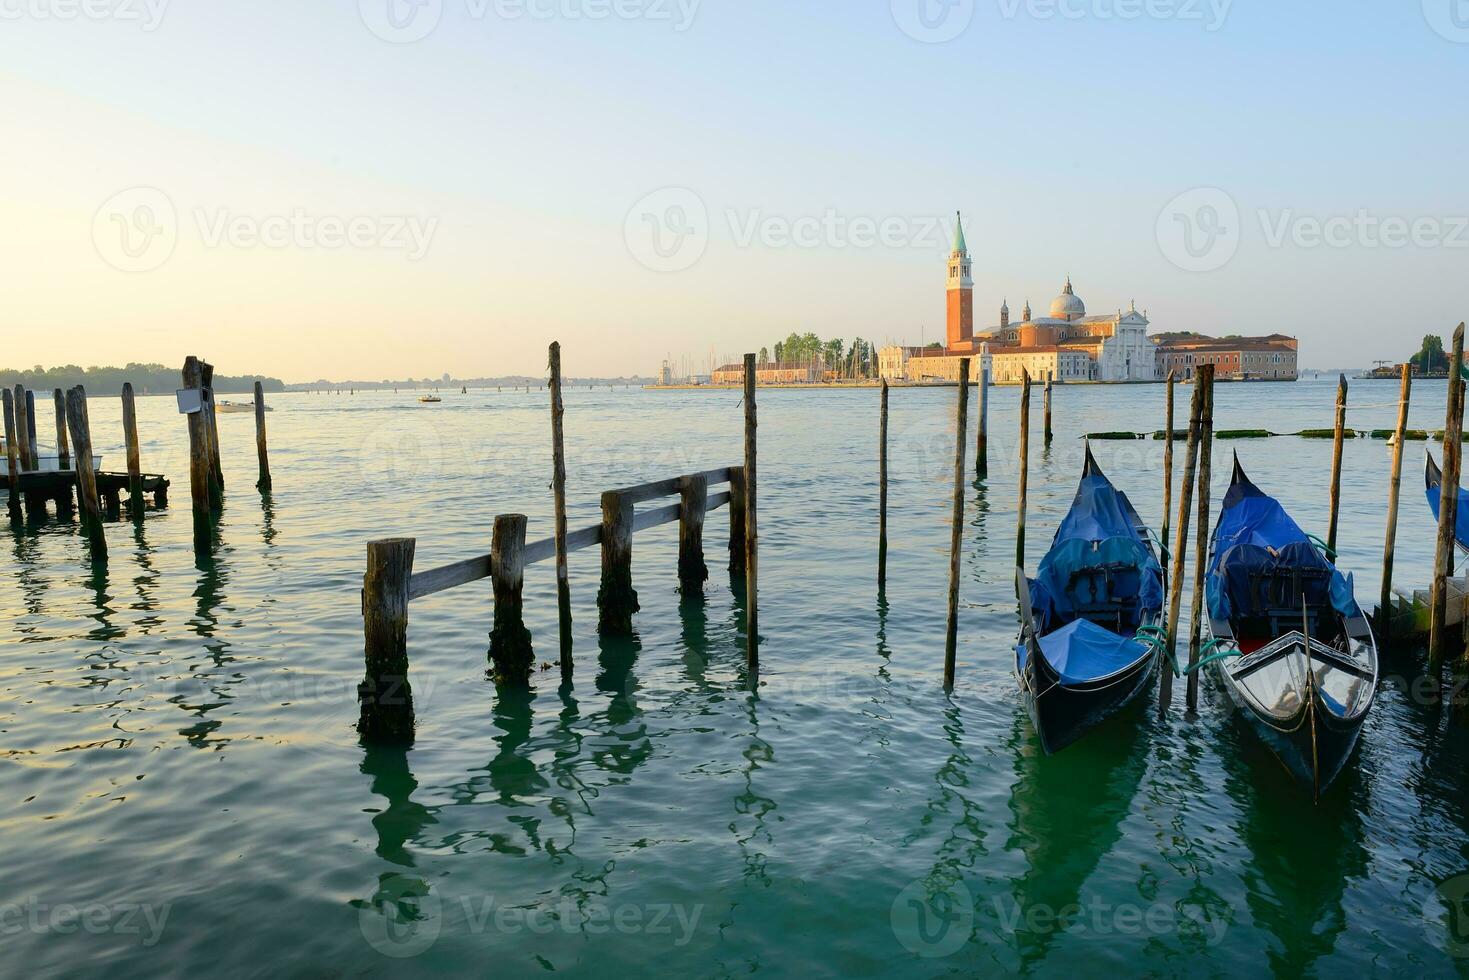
[4,377,1469,978]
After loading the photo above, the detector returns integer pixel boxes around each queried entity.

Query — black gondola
[1015,445,1166,755]
[1203,455,1379,800]
[1425,450,1469,554]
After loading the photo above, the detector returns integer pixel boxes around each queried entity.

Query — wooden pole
[254,381,272,491]
[12,384,31,471]
[52,389,69,469]
[728,466,747,575]
[678,472,709,593]
[597,490,638,635]
[121,382,144,519]
[1160,369,1206,714]
[548,342,571,671]
[2,389,19,519]
[24,389,38,466]
[488,514,534,684]
[183,357,212,537]
[1043,371,1053,446]
[944,358,971,691]
[1162,371,1175,593]
[879,379,889,588]
[66,387,107,560]
[1378,364,1412,643]
[1016,370,1031,572]
[743,352,759,672]
[358,538,416,742]
[976,359,989,478]
[1186,365,1215,710]
[1430,324,1466,666]
[200,361,225,501]
[1326,373,1349,558]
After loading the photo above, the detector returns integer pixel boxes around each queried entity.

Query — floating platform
[5,469,170,517]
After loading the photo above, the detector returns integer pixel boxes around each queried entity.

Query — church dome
[1049,277,1085,320]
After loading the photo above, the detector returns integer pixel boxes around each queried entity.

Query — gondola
[1203,455,1378,800]
[1424,450,1469,554]
[1015,445,1166,755]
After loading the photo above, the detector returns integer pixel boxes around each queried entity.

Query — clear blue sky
[1,0,1464,380]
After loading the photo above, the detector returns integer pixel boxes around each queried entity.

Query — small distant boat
[1015,445,1167,754]
[1425,450,1469,554]
[1204,455,1378,800]
[418,395,442,404]
[216,400,271,414]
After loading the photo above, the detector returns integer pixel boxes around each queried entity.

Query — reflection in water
[9,527,45,620]
[360,744,436,867]
[732,689,775,890]
[173,545,236,748]
[85,561,123,644]
[128,519,162,635]
[912,702,987,900]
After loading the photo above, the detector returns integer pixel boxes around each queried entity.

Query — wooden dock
[3,469,169,518]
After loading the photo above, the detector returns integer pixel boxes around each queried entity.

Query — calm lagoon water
[5,376,1469,978]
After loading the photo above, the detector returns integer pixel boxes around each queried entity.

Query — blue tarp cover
[1426,480,1469,551]
[1018,618,1152,684]
[1207,473,1360,621]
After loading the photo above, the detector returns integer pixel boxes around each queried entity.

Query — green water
[4,378,1469,977]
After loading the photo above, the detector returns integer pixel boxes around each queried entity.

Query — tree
[773,342,784,364]
[1413,335,1447,374]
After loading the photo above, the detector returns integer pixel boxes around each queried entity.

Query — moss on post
[488,514,535,683]
[598,490,639,635]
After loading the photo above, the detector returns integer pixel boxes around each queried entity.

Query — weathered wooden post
[1326,373,1349,558]
[1430,324,1466,666]
[18,384,45,518]
[200,361,225,500]
[1016,370,1031,571]
[1043,371,1053,446]
[879,379,889,587]
[944,358,971,691]
[183,357,212,536]
[728,466,747,575]
[548,342,572,671]
[743,353,759,672]
[2,390,19,520]
[121,383,145,519]
[253,382,272,491]
[52,388,69,469]
[24,389,39,467]
[1378,364,1412,643]
[976,357,989,478]
[13,384,32,471]
[488,514,534,683]
[1160,369,1206,714]
[1161,371,1175,592]
[66,387,107,560]
[358,538,416,742]
[679,472,709,593]
[1186,365,1216,709]
[597,490,638,635]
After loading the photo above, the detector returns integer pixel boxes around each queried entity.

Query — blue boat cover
[1207,472,1360,622]
[1027,472,1165,638]
[1019,617,1152,685]
[1426,480,1469,551]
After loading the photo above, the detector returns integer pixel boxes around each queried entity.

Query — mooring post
[2,390,19,520]
[358,538,416,742]
[945,358,971,691]
[1016,369,1031,571]
[879,379,889,588]
[1161,370,1175,593]
[1430,324,1466,666]
[678,472,709,593]
[1379,364,1412,643]
[18,384,45,518]
[488,514,534,683]
[597,490,638,635]
[121,383,144,519]
[728,466,747,575]
[24,388,39,467]
[52,388,69,469]
[743,352,759,672]
[254,381,272,491]
[1043,371,1053,446]
[1160,368,1206,714]
[183,357,212,537]
[13,384,31,471]
[1326,373,1349,558]
[1186,365,1216,710]
[976,360,989,478]
[200,361,225,501]
[66,387,107,560]
[548,342,572,671]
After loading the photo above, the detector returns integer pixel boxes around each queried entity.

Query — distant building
[711,361,824,385]
[1152,333,1299,381]
[878,345,928,381]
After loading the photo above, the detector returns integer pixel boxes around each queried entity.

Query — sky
[1,0,1465,382]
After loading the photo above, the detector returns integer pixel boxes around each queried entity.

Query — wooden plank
[633,501,680,533]
[408,555,490,601]
[615,467,731,506]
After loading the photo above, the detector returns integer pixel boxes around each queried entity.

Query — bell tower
[946,211,974,350]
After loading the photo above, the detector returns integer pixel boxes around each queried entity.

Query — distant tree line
[766,332,878,378]
[0,363,285,396]
[1412,335,1449,375]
